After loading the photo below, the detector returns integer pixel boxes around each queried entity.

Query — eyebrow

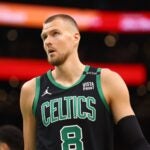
[41,28,60,39]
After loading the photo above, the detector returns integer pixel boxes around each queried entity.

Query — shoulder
[101,68,121,80]
[20,78,37,114]
[100,68,127,87]
[21,78,36,95]
[100,68,129,102]
[20,77,38,99]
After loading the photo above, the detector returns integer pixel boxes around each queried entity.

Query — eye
[41,32,47,41]
[42,35,47,40]
[52,31,60,36]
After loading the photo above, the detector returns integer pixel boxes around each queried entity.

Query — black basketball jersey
[32,65,114,150]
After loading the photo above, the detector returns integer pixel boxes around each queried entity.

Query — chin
[47,54,66,66]
[48,59,62,66]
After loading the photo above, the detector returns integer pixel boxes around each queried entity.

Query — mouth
[48,49,55,54]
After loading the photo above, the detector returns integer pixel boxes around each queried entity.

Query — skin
[0,143,10,150]
[20,17,134,150]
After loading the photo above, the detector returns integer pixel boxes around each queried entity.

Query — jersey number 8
[60,125,84,150]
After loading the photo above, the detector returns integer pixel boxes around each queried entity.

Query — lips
[48,48,55,54]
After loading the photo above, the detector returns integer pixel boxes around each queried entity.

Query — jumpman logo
[42,86,52,97]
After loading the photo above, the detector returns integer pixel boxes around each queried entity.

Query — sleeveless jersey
[32,66,114,150]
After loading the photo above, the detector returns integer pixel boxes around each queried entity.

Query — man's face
[41,18,79,66]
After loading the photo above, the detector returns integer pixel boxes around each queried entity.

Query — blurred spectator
[0,125,23,150]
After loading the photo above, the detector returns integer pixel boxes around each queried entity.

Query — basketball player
[0,125,23,150]
[20,14,150,150]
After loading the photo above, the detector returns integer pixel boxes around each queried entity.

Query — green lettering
[73,96,78,119]
[50,98,58,123]
[78,96,86,119]
[58,98,67,121]
[41,101,50,127]
[86,96,96,121]
[64,97,72,119]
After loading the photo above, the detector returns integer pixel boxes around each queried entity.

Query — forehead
[42,18,66,32]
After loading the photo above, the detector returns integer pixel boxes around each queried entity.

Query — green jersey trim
[96,68,110,112]
[46,65,90,89]
[32,76,40,116]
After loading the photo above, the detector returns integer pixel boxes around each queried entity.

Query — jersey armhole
[96,68,110,112]
[32,76,40,116]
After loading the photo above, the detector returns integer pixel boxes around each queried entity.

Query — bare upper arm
[20,79,35,114]
[20,78,36,150]
[101,68,135,124]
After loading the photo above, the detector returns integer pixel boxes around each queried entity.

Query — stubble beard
[47,53,68,66]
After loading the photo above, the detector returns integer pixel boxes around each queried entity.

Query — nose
[44,36,52,48]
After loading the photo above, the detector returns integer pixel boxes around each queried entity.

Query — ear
[0,142,10,150]
[74,32,80,43]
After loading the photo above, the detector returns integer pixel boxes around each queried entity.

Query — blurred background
[0,0,150,149]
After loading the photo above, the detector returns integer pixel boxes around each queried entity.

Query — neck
[52,59,85,86]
